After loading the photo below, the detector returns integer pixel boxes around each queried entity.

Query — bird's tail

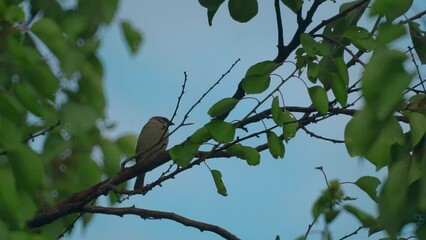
[134,173,145,190]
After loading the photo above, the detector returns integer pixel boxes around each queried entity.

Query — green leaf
[189,126,211,144]
[61,16,87,41]
[208,98,239,117]
[322,0,368,47]
[355,176,381,202]
[100,138,122,176]
[242,60,279,94]
[280,0,302,13]
[343,26,376,51]
[242,75,271,94]
[31,17,85,76]
[370,0,413,22]
[227,144,260,166]
[406,112,426,147]
[330,57,348,107]
[307,61,319,83]
[116,134,138,157]
[308,86,329,114]
[4,5,25,24]
[42,132,70,161]
[379,160,410,236]
[13,83,54,120]
[283,109,298,141]
[31,18,68,59]
[362,50,412,121]
[199,0,225,26]
[300,33,330,57]
[267,131,285,159]
[300,33,318,57]
[344,205,376,226]
[77,154,102,187]
[330,73,347,107]
[242,146,260,165]
[0,116,22,151]
[245,60,280,77]
[228,0,258,23]
[0,93,24,123]
[120,20,143,55]
[8,146,45,191]
[170,141,200,167]
[334,57,349,86]
[325,209,340,223]
[317,56,334,88]
[271,96,285,126]
[346,111,405,170]
[409,22,426,65]
[206,119,235,143]
[0,168,20,226]
[211,169,227,196]
[376,22,406,47]
[345,107,381,157]
[61,102,98,135]
[80,58,106,115]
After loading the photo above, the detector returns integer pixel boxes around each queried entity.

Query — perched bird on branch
[134,116,173,190]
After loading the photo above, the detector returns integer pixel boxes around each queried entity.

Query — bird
[134,116,173,190]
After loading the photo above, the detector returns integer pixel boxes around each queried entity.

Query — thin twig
[169,58,240,136]
[301,126,345,144]
[169,71,188,130]
[303,215,320,240]
[338,226,364,240]
[0,120,61,156]
[400,10,426,24]
[407,46,425,92]
[83,205,241,240]
[309,0,370,35]
[315,166,330,189]
[315,34,366,66]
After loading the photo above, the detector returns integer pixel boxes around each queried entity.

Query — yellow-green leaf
[283,109,298,141]
[271,96,285,125]
[208,98,239,117]
[116,134,138,157]
[206,119,235,143]
[100,138,122,176]
[267,131,285,159]
[355,176,381,202]
[170,141,200,167]
[189,126,211,144]
[120,20,143,55]
[308,86,329,114]
[0,168,20,226]
[211,169,227,196]
[9,146,45,191]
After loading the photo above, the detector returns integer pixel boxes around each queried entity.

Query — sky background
[65,1,425,239]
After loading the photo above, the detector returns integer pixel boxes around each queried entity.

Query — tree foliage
[0,0,425,239]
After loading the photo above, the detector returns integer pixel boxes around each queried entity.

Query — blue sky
[65,1,425,239]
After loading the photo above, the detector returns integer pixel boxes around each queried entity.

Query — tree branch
[276,0,327,62]
[308,0,370,35]
[27,105,408,229]
[274,0,285,57]
[400,10,426,24]
[82,206,241,240]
